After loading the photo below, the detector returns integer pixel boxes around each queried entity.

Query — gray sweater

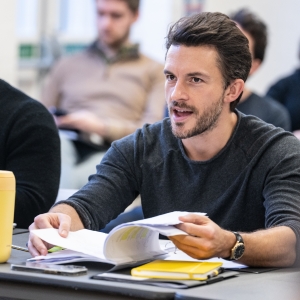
[59,111,300,259]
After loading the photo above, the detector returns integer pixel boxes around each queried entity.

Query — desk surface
[1,232,299,300]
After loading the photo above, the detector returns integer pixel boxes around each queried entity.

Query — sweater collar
[88,40,140,64]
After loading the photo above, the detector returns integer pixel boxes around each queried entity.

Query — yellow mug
[0,171,16,263]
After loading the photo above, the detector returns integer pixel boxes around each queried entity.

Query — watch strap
[224,231,245,261]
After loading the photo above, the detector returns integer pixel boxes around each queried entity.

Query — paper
[31,229,108,259]
[29,211,246,269]
[30,211,201,266]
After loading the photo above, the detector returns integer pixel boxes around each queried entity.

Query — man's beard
[99,29,130,49]
[170,94,224,139]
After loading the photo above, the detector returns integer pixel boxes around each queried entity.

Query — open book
[29,211,204,270]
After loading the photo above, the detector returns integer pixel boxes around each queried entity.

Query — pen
[11,245,29,252]
[11,245,64,253]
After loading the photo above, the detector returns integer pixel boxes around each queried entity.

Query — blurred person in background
[231,9,291,131]
[0,79,60,228]
[266,41,300,134]
[41,0,165,189]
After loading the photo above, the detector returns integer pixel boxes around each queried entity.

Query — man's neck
[181,111,238,161]
[97,39,130,59]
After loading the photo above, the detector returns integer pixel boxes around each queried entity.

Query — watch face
[234,243,245,259]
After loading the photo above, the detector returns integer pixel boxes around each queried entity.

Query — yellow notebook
[131,260,223,280]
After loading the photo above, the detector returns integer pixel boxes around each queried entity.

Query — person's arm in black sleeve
[54,129,143,231]
[5,100,61,228]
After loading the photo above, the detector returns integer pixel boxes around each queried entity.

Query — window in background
[58,0,96,55]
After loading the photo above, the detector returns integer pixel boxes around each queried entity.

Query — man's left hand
[169,214,236,259]
[55,110,106,136]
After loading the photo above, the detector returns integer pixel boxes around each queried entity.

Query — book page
[31,228,109,260]
[28,250,103,264]
[104,226,166,264]
[118,211,206,228]
[103,212,205,264]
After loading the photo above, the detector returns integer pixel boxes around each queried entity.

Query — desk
[1,233,299,300]
[1,233,175,300]
[176,268,300,300]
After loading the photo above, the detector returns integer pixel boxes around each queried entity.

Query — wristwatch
[228,231,245,260]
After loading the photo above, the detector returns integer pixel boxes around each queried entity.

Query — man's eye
[166,75,175,81]
[111,13,123,19]
[192,77,202,83]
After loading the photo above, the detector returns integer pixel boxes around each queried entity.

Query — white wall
[0,0,18,86]
[130,0,184,64]
[204,0,300,94]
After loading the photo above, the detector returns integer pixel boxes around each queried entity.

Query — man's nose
[99,15,113,30]
[170,81,188,101]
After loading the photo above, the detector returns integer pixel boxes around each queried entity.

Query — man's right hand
[28,212,71,257]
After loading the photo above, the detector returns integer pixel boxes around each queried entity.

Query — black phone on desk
[11,262,87,276]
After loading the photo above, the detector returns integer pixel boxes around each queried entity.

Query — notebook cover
[131,260,223,280]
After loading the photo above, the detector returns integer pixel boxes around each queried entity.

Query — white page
[109,211,206,238]
[28,249,102,264]
[118,211,206,227]
[31,228,108,259]
[104,227,166,263]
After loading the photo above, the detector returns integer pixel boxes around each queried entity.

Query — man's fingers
[176,221,215,239]
[28,234,48,256]
[57,214,71,238]
[28,212,72,257]
[179,214,210,224]
[33,213,58,229]
[169,235,210,259]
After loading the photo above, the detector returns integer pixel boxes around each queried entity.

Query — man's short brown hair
[231,9,267,62]
[123,0,139,13]
[166,12,252,111]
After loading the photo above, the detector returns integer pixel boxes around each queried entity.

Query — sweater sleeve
[6,100,61,228]
[262,134,300,264]
[54,131,142,230]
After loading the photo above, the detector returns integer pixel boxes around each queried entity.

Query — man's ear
[223,79,245,104]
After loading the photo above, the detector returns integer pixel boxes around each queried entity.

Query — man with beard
[29,12,300,267]
[42,0,165,189]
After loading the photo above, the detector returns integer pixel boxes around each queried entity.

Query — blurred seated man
[231,9,291,131]
[266,41,300,133]
[0,79,60,228]
[29,12,300,267]
[41,0,165,189]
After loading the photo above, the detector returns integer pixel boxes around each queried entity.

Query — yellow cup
[0,171,16,263]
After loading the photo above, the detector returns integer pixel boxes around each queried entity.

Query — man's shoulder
[270,69,300,87]
[136,53,164,70]
[238,92,290,130]
[237,112,295,150]
[53,51,90,68]
[252,93,289,113]
[236,113,300,170]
